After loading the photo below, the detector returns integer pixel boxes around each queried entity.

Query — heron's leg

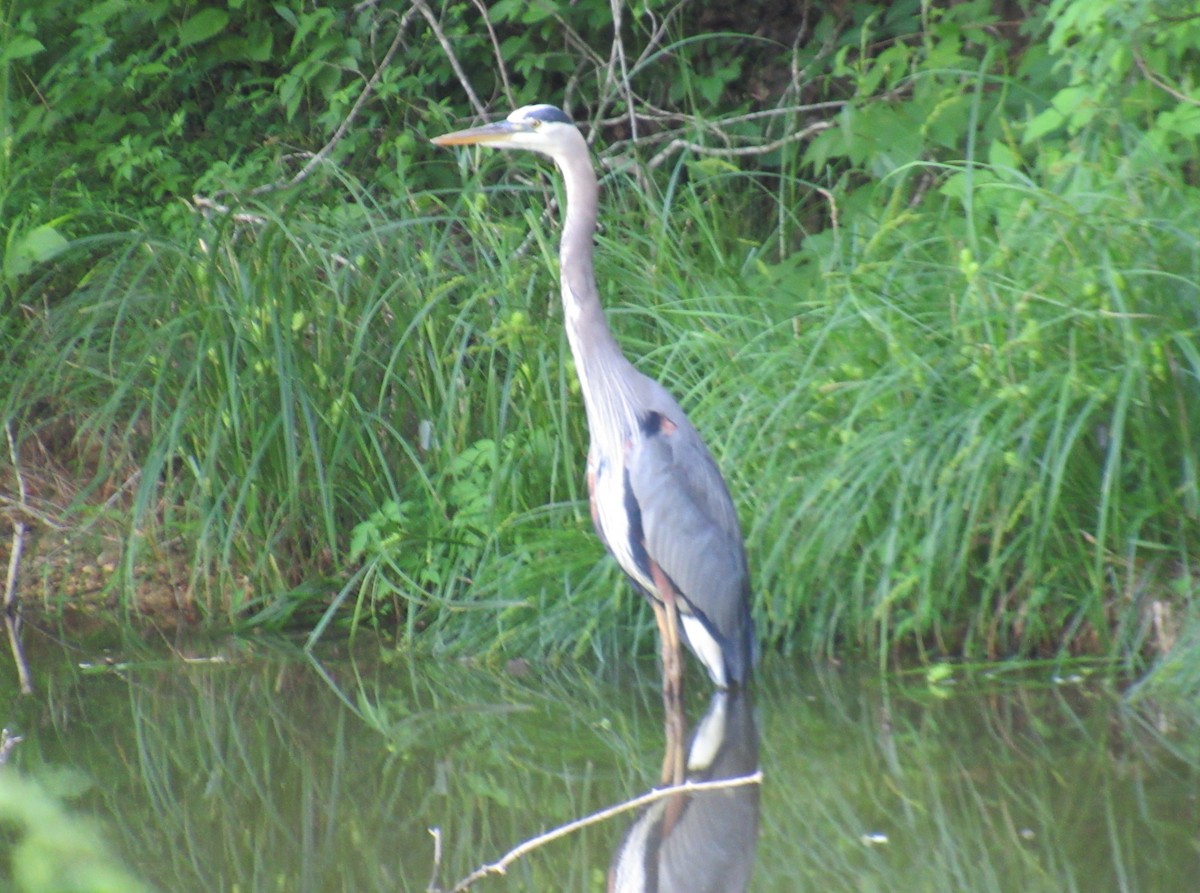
[649,562,685,699]
[662,599,684,707]
[649,563,686,786]
[651,599,686,785]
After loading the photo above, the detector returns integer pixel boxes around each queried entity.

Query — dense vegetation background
[2,0,1197,678]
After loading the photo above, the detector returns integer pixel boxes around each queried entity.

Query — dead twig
[253,6,416,196]
[467,0,514,109]
[193,5,416,210]
[815,186,839,233]
[412,0,487,120]
[1133,46,1200,107]
[646,119,833,170]
[430,771,763,892]
[189,196,270,225]
[425,826,444,893]
[606,0,638,141]
[0,728,24,766]
[0,494,68,531]
[3,422,34,695]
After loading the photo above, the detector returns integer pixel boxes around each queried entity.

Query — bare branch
[0,494,67,531]
[815,186,839,233]
[436,771,763,892]
[0,728,24,765]
[646,119,833,169]
[426,827,444,892]
[627,0,688,81]
[1133,47,1200,107]
[189,196,270,225]
[3,422,27,615]
[191,7,416,209]
[607,0,638,141]
[250,6,418,195]
[468,0,515,108]
[412,0,488,120]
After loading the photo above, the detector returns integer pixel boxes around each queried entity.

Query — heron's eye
[530,119,542,129]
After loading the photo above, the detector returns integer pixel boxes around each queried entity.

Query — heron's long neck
[554,146,640,441]
[556,151,608,345]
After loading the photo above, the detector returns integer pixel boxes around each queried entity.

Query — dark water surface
[3,630,1198,892]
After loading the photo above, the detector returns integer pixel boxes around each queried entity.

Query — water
[3,631,1198,892]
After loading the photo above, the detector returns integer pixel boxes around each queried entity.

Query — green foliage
[0,771,156,893]
[3,0,450,232]
[745,154,1199,661]
[1023,0,1200,160]
[2,0,784,240]
[1,0,1197,666]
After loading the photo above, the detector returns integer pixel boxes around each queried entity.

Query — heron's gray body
[566,280,752,688]
[434,104,754,688]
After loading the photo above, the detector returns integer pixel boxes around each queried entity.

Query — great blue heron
[433,104,754,698]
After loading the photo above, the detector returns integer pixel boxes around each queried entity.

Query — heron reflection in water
[609,690,760,892]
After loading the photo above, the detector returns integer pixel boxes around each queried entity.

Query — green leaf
[1050,85,1089,117]
[5,224,69,282]
[244,27,274,62]
[987,140,1019,173]
[1156,104,1200,139]
[1,36,44,62]
[349,522,372,562]
[178,9,229,48]
[1022,106,1064,145]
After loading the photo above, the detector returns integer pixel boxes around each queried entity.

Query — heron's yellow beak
[431,120,525,147]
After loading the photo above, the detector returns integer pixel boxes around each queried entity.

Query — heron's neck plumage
[553,143,642,445]
[555,148,608,345]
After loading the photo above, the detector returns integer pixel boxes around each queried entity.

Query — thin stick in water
[3,422,33,696]
[432,771,763,893]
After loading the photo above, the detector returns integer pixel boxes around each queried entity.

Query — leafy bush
[0,771,156,893]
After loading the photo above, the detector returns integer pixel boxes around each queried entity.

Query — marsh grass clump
[4,132,1197,669]
[3,1,1197,672]
[739,157,1200,663]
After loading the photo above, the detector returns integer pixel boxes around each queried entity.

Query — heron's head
[432,104,582,161]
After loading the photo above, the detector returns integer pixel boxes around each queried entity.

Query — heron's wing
[626,411,748,640]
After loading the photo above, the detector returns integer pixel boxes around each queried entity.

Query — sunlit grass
[733,157,1199,664]
[2,125,1197,668]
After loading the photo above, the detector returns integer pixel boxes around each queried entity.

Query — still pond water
[4,631,1199,892]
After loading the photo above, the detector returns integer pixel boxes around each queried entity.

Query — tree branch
[646,119,833,169]
[250,6,418,196]
[1133,47,1200,107]
[431,771,763,892]
[412,0,488,120]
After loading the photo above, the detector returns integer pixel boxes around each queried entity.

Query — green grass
[3,114,1197,669]
[741,155,1199,665]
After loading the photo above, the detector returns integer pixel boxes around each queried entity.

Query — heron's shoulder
[628,369,690,419]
